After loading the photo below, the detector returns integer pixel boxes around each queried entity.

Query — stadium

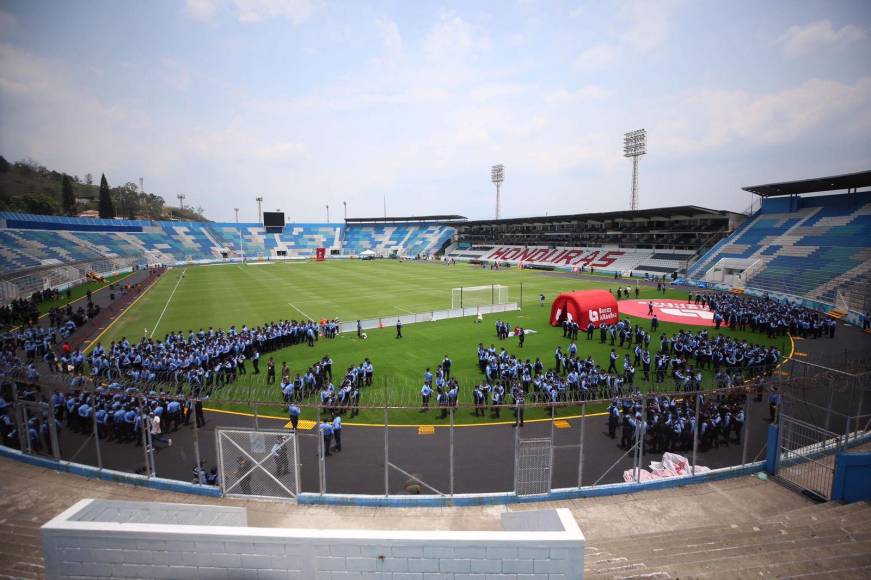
[2,3,871,580]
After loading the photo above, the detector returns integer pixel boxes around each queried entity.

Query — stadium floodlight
[343,201,347,221]
[491,164,504,219]
[234,207,244,262]
[623,129,647,211]
[177,193,186,212]
[325,204,330,224]
[256,196,263,226]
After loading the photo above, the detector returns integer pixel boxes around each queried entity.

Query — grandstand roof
[742,170,871,197]
[459,205,733,226]
[345,215,467,224]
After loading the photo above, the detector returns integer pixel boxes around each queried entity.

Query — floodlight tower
[255,196,263,226]
[325,204,330,224]
[343,201,347,220]
[490,164,504,219]
[177,193,186,212]
[234,207,244,262]
[623,129,647,211]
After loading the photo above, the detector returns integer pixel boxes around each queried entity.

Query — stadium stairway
[584,500,871,579]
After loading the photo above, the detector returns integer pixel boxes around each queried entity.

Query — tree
[98,174,115,218]
[61,174,76,215]
[85,173,93,185]
[0,155,9,173]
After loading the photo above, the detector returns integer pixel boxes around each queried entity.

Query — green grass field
[91,260,787,425]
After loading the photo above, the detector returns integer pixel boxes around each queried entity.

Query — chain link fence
[2,366,869,501]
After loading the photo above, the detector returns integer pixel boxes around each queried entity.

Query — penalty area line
[288,302,314,321]
[151,269,186,336]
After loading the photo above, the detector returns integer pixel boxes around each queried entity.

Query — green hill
[0,155,208,221]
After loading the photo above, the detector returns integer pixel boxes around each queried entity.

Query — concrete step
[768,500,842,520]
[585,528,871,574]
[586,517,869,562]
[598,540,871,580]
[782,563,871,580]
[766,501,871,526]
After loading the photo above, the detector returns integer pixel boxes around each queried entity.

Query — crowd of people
[277,354,374,419]
[606,390,748,454]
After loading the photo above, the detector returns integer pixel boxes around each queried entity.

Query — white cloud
[375,18,403,64]
[545,86,611,105]
[185,0,218,21]
[774,20,866,57]
[425,13,488,65]
[184,0,314,24]
[620,0,675,53]
[575,44,618,70]
[654,77,871,155]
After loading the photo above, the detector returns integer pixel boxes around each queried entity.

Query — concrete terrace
[6,453,871,579]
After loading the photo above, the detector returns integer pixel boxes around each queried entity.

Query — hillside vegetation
[0,156,207,221]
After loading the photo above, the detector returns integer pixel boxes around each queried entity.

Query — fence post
[824,382,835,433]
[192,402,202,484]
[253,403,259,430]
[741,393,750,468]
[383,404,389,498]
[293,430,302,498]
[636,397,645,484]
[449,406,455,499]
[47,404,61,461]
[691,391,701,476]
[577,402,586,488]
[318,422,326,495]
[91,408,102,470]
[549,405,555,491]
[137,395,153,477]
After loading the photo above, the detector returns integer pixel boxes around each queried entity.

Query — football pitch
[92,260,788,424]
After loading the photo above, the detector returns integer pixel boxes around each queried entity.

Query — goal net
[451,285,509,309]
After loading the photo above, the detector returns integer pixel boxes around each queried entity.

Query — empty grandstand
[446,206,743,277]
[687,171,871,317]
[342,215,463,258]
[0,212,460,303]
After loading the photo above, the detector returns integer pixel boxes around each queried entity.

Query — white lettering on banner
[660,307,715,320]
[589,309,599,323]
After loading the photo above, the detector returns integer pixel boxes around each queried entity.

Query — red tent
[549,290,619,328]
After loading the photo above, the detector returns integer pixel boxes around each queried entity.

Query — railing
[3,364,867,503]
[0,256,139,305]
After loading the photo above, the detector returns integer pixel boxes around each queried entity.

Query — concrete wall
[42,500,585,580]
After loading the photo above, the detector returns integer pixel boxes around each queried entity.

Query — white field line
[288,302,315,321]
[151,269,186,336]
[395,305,414,314]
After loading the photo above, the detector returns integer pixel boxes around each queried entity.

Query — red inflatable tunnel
[550,289,619,328]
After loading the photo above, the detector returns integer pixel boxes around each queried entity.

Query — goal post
[451,284,509,309]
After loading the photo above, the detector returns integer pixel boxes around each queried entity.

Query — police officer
[288,403,301,431]
[272,435,289,476]
[607,400,620,439]
[320,419,333,456]
[332,413,342,453]
[396,319,403,338]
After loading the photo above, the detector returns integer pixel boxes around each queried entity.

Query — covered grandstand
[687,170,871,317]
[446,205,743,277]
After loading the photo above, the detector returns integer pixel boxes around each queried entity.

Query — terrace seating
[585,500,871,579]
[343,223,454,256]
[688,193,871,310]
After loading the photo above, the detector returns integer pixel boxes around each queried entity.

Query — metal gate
[216,428,299,500]
[776,414,844,501]
[514,437,553,496]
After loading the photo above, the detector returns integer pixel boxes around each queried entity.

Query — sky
[1,0,870,223]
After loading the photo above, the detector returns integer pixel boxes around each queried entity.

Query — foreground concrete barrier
[42,499,585,579]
